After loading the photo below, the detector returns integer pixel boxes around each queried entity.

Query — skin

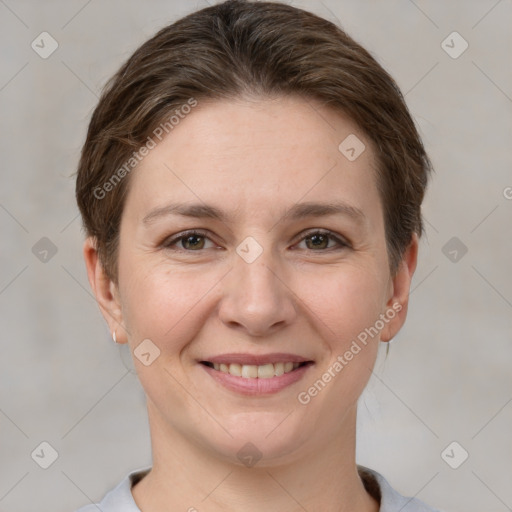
[84,95,418,512]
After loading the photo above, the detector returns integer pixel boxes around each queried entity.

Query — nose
[218,244,298,338]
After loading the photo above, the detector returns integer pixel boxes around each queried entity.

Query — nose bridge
[234,236,284,306]
[219,235,296,334]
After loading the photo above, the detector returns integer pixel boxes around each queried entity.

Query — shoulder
[72,466,151,512]
[357,465,444,512]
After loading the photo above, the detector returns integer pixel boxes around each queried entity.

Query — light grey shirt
[74,464,442,511]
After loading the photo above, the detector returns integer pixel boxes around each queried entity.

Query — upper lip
[200,353,314,365]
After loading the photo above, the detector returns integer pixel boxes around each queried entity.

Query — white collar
[77,464,440,512]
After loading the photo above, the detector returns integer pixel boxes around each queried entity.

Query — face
[86,95,417,466]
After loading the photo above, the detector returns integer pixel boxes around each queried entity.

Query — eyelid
[294,228,350,249]
[162,228,350,251]
[162,229,216,250]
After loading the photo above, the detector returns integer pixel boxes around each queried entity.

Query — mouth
[200,360,313,378]
[198,355,314,395]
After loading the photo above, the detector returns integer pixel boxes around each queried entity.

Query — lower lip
[200,363,312,395]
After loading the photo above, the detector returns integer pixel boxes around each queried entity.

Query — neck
[132,401,379,512]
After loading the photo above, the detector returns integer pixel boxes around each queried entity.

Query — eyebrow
[142,200,366,226]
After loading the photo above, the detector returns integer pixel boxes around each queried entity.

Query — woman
[74,1,440,510]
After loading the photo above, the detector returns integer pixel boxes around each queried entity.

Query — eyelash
[162,229,350,253]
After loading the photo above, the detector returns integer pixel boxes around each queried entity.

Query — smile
[199,357,314,395]
[201,361,310,378]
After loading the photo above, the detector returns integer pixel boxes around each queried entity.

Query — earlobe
[83,237,127,343]
[380,233,419,342]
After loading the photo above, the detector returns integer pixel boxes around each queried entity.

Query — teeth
[274,362,285,376]
[211,361,303,378]
[257,364,275,379]
[241,365,258,378]
[228,363,242,377]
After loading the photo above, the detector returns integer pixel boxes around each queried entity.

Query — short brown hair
[75,0,432,284]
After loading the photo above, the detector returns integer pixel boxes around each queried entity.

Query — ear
[380,233,419,342]
[83,237,127,344]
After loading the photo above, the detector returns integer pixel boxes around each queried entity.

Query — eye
[162,229,350,252]
[295,230,350,251]
[162,230,216,251]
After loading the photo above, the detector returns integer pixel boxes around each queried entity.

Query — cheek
[119,266,215,411]
[290,269,383,440]
[120,262,219,348]
[298,264,386,345]
[121,253,386,351]
[295,266,384,397]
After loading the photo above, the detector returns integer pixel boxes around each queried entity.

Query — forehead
[123,96,382,228]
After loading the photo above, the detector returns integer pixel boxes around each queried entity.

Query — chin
[198,410,317,468]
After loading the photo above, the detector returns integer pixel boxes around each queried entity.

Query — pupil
[309,234,327,249]
[185,235,203,249]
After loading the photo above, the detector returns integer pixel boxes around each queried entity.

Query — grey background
[0,1,511,511]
